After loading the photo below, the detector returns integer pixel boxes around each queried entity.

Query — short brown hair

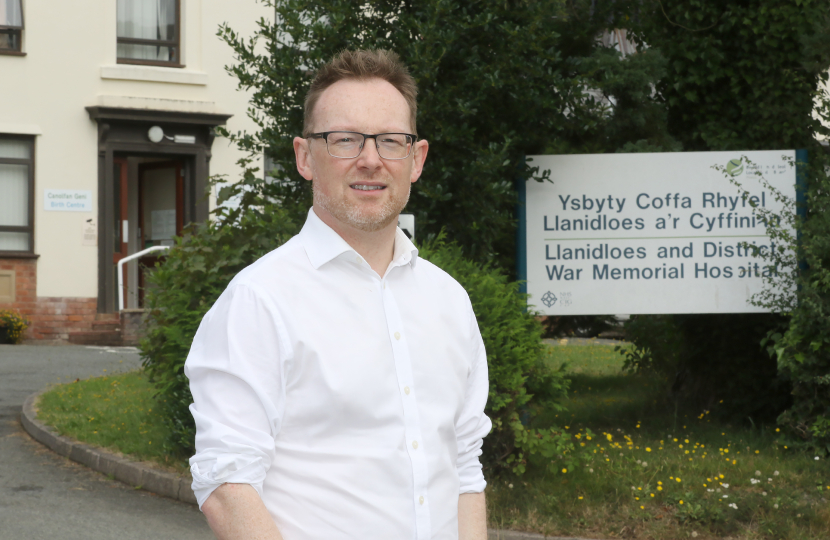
[303,49,418,137]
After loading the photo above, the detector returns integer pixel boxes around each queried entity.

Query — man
[185,49,491,540]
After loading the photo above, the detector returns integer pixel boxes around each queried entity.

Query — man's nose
[357,137,383,167]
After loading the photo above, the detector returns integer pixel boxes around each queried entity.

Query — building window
[117,0,181,67]
[0,0,24,53]
[0,136,34,253]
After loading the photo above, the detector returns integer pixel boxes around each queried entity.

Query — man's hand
[458,491,487,540]
[201,483,283,540]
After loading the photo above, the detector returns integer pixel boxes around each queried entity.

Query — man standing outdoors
[185,49,492,540]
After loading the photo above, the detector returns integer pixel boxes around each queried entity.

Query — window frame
[116,0,183,68]
[0,0,25,56]
[0,134,35,256]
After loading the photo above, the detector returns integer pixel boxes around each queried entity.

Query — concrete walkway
[0,343,213,540]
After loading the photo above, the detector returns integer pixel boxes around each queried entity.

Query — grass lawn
[36,342,830,539]
[486,340,830,540]
[37,370,186,473]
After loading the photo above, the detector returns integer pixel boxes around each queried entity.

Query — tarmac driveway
[0,343,214,540]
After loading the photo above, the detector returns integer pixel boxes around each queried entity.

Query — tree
[217,0,671,272]
[633,0,830,151]
[621,0,830,426]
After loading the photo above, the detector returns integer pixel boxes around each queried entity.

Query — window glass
[0,0,23,26]
[117,0,178,64]
[0,164,28,226]
[0,136,33,252]
[0,138,30,159]
[0,0,24,53]
[0,232,28,251]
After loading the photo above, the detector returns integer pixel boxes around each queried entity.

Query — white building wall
[0,0,271,298]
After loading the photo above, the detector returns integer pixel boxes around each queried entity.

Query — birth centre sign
[521,150,798,315]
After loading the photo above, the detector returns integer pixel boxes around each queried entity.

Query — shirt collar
[299,208,419,270]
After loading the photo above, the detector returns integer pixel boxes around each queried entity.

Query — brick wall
[120,309,146,346]
[0,257,98,342]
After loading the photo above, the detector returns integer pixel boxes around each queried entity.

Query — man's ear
[409,139,429,184]
[294,137,314,181]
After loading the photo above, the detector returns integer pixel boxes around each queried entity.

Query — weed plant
[37,371,182,473]
[487,343,830,540]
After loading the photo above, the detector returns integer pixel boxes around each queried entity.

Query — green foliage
[764,151,830,452]
[141,192,573,473]
[418,234,573,475]
[619,315,682,379]
[716,155,800,314]
[575,46,683,154]
[0,309,29,344]
[615,0,830,429]
[633,0,830,150]
[139,202,300,455]
[489,344,830,540]
[217,0,673,272]
[622,314,791,424]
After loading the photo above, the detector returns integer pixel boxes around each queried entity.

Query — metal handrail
[117,246,170,312]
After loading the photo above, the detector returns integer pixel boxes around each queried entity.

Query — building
[0,0,270,343]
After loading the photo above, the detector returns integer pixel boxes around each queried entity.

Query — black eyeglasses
[308,131,417,160]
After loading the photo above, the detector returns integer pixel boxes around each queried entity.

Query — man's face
[293,78,428,234]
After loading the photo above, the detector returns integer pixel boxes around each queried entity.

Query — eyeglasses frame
[307,131,419,160]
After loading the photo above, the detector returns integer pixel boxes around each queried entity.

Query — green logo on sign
[726,159,744,177]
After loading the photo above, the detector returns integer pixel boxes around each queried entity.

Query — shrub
[0,309,29,344]
[143,201,573,474]
[418,234,573,475]
[140,202,300,456]
[622,313,791,424]
[756,152,830,452]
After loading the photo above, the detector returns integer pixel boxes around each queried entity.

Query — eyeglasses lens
[325,132,412,159]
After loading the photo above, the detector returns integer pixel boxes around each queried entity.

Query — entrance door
[137,160,184,306]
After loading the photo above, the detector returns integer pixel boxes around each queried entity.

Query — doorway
[114,157,186,309]
[88,105,230,313]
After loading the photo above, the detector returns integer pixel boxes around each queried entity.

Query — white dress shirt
[186,208,492,540]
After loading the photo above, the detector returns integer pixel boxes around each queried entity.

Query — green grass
[37,345,830,539]
[37,371,185,473]
[487,343,830,540]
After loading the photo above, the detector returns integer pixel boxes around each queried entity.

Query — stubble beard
[313,179,410,233]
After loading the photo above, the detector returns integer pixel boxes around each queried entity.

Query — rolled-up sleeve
[185,282,291,508]
[455,302,492,494]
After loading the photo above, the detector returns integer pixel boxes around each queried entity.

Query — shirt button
[404,386,410,395]
[412,440,418,449]
[394,332,401,340]
[383,282,386,289]
[419,495,424,505]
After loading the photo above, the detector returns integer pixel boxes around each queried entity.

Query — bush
[0,309,29,344]
[418,234,572,475]
[622,314,791,424]
[140,202,300,456]
[142,201,573,474]
[765,152,830,452]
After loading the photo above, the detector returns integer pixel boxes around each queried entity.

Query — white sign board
[524,151,796,315]
[44,189,92,212]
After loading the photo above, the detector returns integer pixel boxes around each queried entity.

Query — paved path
[0,343,213,540]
